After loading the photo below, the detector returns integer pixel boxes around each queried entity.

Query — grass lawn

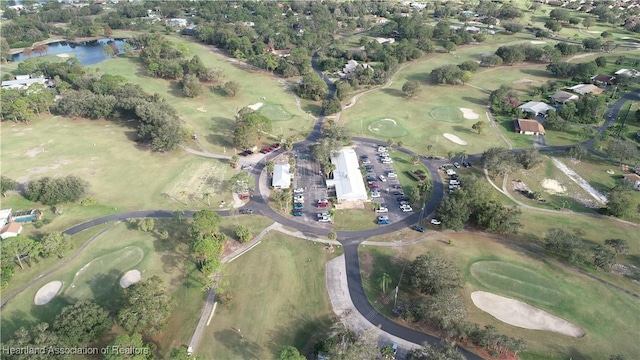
[0,116,235,233]
[332,208,379,231]
[359,231,640,360]
[90,35,312,154]
[197,232,340,359]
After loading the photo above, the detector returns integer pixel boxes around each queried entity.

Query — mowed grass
[469,261,564,306]
[91,35,312,153]
[0,117,235,232]
[359,232,640,359]
[332,208,378,231]
[64,246,144,303]
[198,232,339,359]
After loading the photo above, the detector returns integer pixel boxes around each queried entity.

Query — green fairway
[359,231,640,359]
[469,261,564,306]
[198,232,339,359]
[259,103,294,121]
[64,246,144,303]
[428,106,464,123]
[367,118,409,137]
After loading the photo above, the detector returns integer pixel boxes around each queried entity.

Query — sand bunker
[57,53,70,58]
[541,179,566,194]
[248,102,263,111]
[196,106,207,113]
[471,291,585,338]
[119,270,141,288]
[586,31,601,34]
[443,133,467,146]
[459,108,479,120]
[34,281,63,305]
[530,41,547,45]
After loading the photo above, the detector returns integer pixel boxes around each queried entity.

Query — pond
[11,39,128,66]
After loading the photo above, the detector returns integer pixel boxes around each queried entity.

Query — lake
[11,39,128,66]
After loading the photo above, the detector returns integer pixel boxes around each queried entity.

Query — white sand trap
[57,53,70,58]
[586,31,601,34]
[34,281,63,305]
[459,108,479,120]
[530,41,547,45]
[196,106,207,113]
[541,179,566,194]
[472,291,585,338]
[119,270,141,288]
[443,133,467,146]
[248,102,263,111]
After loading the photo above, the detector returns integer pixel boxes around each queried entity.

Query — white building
[518,101,555,116]
[1,76,46,90]
[272,164,291,189]
[326,148,368,202]
[0,209,12,226]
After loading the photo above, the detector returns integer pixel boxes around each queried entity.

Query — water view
[11,39,128,66]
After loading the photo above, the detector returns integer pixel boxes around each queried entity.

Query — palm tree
[324,163,336,178]
[418,180,432,197]
[173,210,185,223]
[379,272,391,294]
[203,191,212,206]
[411,154,420,166]
[266,160,275,174]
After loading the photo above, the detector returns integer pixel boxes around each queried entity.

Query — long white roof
[272,163,291,188]
[326,148,368,201]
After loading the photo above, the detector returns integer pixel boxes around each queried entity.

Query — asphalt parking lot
[292,150,332,226]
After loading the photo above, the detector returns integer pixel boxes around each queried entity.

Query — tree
[472,121,487,134]
[517,149,542,170]
[443,41,456,53]
[592,245,615,271]
[410,252,461,295]
[203,191,212,206]
[53,301,111,346]
[545,20,563,33]
[297,72,328,101]
[482,147,519,175]
[230,154,239,169]
[402,80,421,98]
[3,323,61,360]
[411,154,420,165]
[604,239,629,255]
[436,195,470,231]
[595,56,607,68]
[567,145,587,161]
[1,264,14,290]
[379,272,391,294]
[322,98,342,115]
[607,189,634,218]
[1,236,41,270]
[117,275,176,335]
[328,231,337,241]
[39,232,72,259]
[544,228,586,263]
[235,225,252,243]
[278,346,306,360]
[407,342,465,360]
[266,160,275,175]
[220,81,240,97]
[25,175,89,205]
[1,176,18,197]
[104,333,154,360]
[431,64,464,84]
[605,139,639,164]
[582,17,595,29]
[489,85,519,115]
[180,74,203,98]
[315,324,380,360]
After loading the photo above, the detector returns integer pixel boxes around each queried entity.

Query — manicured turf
[332,208,379,231]
[368,118,409,138]
[428,106,464,123]
[64,246,144,302]
[259,103,293,121]
[359,231,640,360]
[469,261,564,306]
[197,232,339,359]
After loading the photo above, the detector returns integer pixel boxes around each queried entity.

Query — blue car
[293,211,303,216]
[378,219,390,225]
[411,225,426,233]
[293,204,304,210]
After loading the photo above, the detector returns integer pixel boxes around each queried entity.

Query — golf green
[470,261,564,306]
[259,103,293,121]
[367,118,408,138]
[65,246,144,302]
[428,106,464,123]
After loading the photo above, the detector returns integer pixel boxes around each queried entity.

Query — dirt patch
[471,291,585,338]
[247,102,264,111]
[119,270,141,288]
[25,147,45,158]
[541,179,566,194]
[513,78,539,85]
[359,252,374,279]
[443,133,467,146]
[459,108,479,120]
[34,281,63,305]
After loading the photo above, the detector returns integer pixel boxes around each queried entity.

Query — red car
[270,143,281,150]
[317,201,329,208]
[260,147,271,154]
[369,183,379,189]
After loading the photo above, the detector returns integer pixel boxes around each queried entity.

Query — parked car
[430,218,442,225]
[393,191,405,196]
[293,188,304,194]
[453,162,460,168]
[396,196,410,202]
[463,162,472,168]
[366,175,376,182]
[240,164,254,170]
[369,183,379,189]
[270,143,281,150]
[293,203,304,210]
[361,156,371,164]
[450,180,460,185]
[371,191,381,198]
[377,146,387,153]
[318,216,331,223]
[381,158,393,164]
[401,205,413,212]
[239,209,254,214]
[411,225,426,233]
[446,169,456,176]
[378,219,390,225]
[387,171,397,178]
[294,195,304,202]
[378,174,387,182]
[293,211,303,216]
[375,206,388,213]
[317,201,329,208]
[377,215,389,221]
[260,147,272,154]
[365,165,374,172]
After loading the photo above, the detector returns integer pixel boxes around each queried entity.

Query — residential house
[167,18,188,27]
[271,49,290,57]
[518,101,555,116]
[375,37,395,44]
[0,222,22,240]
[624,173,640,191]
[568,84,604,96]
[181,25,197,36]
[514,119,545,135]
[591,74,616,86]
[272,164,291,189]
[465,26,481,33]
[339,60,369,79]
[1,76,46,90]
[615,69,640,78]
[325,148,368,202]
[0,209,12,226]
[550,91,579,104]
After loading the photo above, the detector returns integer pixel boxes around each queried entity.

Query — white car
[371,191,381,198]
[318,216,331,223]
[387,172,397,178]
[379,174,387,182]
[375,206,389,213]
[377,146,387,152]
[430,218,442,225]
[401,206,413,212]
[446,169,456,176]
[293,188,304,194]
[450,180,460,185]
[382,158,393,164]
[294,195,304,202]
